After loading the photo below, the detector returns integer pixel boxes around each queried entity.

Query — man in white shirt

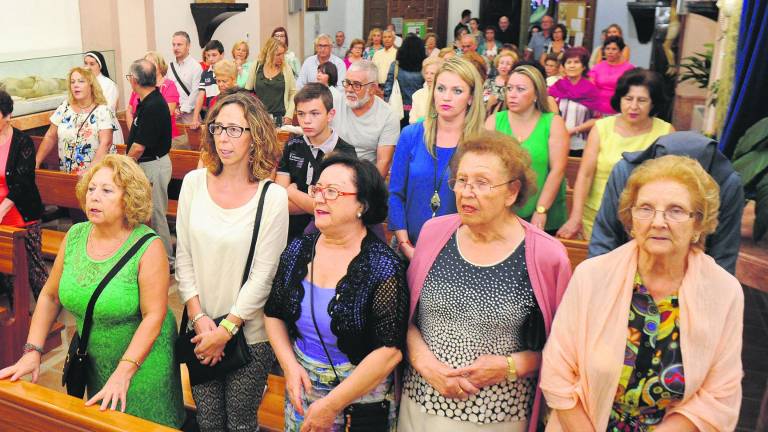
[332,60,399,178]
[167,31,202,125]
[385,24,403,48]
[372,30,397,85]
[332,31,347,58]
[296,34,347,92]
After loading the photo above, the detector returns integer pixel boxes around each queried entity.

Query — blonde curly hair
[618,155,720,250]
[201,91,281,182]
[76,154,153,227]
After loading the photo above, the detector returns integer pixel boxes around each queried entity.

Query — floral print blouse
[50,101,115,174]
[608,273,686,431]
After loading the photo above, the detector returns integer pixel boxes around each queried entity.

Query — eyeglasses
[448,178,517,194]
[125,74,134,82]
[342,79,375,91]
[308,184,357,201]
[630,206,699,222]
[208,123,251,138]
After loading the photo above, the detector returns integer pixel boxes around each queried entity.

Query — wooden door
[387,0,449,48]
[364,0,389,41]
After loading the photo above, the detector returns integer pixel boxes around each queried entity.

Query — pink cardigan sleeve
[668,282,744,431]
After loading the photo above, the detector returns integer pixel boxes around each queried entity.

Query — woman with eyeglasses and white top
[175,92,288,431]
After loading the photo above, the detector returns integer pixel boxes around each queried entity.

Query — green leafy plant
[679,43,713,89]
[731,116,768,241]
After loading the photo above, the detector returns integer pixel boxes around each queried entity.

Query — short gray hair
[130,59,156,87]
[314,34,332,46]
[348,60,378,84]
[172,31,191,44]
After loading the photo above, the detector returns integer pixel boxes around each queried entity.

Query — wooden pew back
[35,169,81,209]
[565,156,580,189]
[30,135,59,170]
[114,145,200,181]
[0,380,178,431]
[0,226,31,368]
[560,238,589,270]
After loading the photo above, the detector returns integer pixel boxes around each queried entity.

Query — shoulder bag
[62,232,156,398]
[308,236,390,432]
[175,181,272,386]
[387,62,405,121]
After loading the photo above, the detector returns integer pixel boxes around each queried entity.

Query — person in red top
[126,51,181,138]
[0,90,46,299]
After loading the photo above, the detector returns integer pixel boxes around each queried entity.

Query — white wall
[592,0,651,68]
[0,0,82,62]
[153,0,261,65]
[303,0,351,59]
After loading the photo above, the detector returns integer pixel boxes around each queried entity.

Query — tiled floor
[29,279,768,430]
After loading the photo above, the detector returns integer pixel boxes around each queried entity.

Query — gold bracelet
[120,357,141,369]
[506,356,518,382]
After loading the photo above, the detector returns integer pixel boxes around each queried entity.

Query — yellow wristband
[120,357,141,369]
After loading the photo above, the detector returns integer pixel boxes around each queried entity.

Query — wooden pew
[180,365,284,431]
[0,380,178,431]
[565,156,580,189]
[30,135,59,170]
[0,226,31,368]
[560,238,589,270]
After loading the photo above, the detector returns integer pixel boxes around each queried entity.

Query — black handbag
[62,233,156,398]
[308,237,390,432]
[175,181,272,386]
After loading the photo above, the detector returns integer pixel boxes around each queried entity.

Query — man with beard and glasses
[332,60,400,178]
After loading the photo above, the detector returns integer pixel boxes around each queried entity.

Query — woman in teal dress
[485,64,569,232]
[0,154,184,428]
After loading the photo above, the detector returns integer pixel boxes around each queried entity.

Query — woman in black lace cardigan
[265,153,408,431]
[0,90,46,300]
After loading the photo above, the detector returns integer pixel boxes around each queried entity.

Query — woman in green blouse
[485,64,569,232]
[0,155,184,428]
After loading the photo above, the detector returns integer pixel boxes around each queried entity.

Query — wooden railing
[0,380,178,431]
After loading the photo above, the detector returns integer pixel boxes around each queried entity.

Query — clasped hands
[191,315,230,366]
[420,352,539,400]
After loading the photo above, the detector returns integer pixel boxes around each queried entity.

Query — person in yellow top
[558,68,673,240]
[372,30,398,85]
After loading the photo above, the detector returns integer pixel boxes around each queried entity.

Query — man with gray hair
[126,59,173,262]
[296,33,346,91]
[167,30,202,126]
[332,60,399,177]
[372,29,397,84]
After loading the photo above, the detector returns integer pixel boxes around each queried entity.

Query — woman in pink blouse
[588,36,634,114]
[126,51,181,138]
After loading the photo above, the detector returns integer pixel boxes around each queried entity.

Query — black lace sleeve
[369,251,409,351]
[264,237,302,322]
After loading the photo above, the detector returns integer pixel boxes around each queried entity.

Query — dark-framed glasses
[341,79,375,91]
[630,206,698,222]
[448,178,517,194]
[308,184,357,201]
[208,123,251,138]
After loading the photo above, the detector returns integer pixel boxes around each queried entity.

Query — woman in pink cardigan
[399,132,572,432]
[541,155,743,431]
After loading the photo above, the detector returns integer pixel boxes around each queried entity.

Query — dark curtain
[719,0,768,158]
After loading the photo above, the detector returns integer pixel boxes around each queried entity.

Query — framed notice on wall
[403,20,427,38]
[306,0,328,12]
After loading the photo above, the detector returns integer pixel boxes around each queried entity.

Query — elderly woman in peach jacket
[541,155,743,432]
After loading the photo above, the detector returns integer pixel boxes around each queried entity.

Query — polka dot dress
[403,233,538,424]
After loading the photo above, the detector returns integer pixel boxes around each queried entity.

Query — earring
[692,233,700,243]
[248,146,255,163]
[630,229,636,238]
[430,111,438,119]
[356,211,362,219]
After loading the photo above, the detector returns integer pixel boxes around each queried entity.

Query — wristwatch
[506,356,518,382]
[220,319,240,337]
[535,205,548,214]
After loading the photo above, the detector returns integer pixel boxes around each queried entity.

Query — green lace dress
[58,222,185,428]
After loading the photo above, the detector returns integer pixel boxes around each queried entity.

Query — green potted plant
[731,116,768,241]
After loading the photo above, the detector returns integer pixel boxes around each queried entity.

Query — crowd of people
[0,9,747,432]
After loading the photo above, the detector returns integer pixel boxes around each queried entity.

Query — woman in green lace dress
[0,154,184,428]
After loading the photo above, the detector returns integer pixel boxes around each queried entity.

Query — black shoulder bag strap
[308,234,342,385]
[241,180,272,286]
[79,232,156,353]
[170,62,191,97]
